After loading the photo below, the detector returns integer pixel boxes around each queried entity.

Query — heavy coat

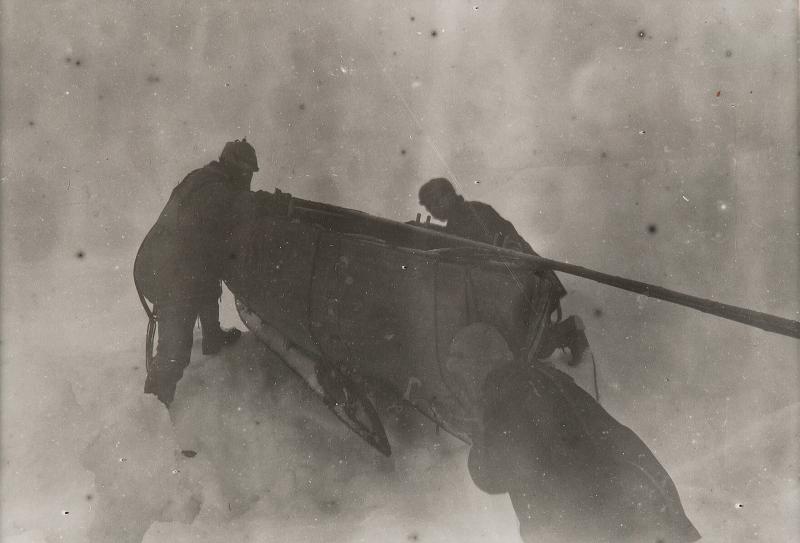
[134,161,245,307]
[445,198,567,300]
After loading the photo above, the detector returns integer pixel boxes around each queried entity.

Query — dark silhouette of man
[134,139,259,406]
[420,179,700,542]
[418,177,588,363]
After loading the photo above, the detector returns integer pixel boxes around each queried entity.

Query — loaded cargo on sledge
[211,187,800,541]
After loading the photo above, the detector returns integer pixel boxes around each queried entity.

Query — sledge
[220,189,797,541]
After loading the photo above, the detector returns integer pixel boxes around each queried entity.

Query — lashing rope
[133,274,157,374]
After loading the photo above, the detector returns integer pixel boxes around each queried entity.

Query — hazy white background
[2,1,798,542]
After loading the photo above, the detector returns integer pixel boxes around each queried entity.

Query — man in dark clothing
[419,177,537,254]
[418,177,588,364]
[134,139,259,406]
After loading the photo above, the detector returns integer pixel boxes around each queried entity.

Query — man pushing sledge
[134,139,259,406]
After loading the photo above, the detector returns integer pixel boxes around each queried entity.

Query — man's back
[444,198,566,300]
[445,199,533,253]
[134,161,240,304]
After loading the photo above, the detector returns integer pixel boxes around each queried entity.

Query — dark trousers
[153,300,221,369]
[145,298,220,405]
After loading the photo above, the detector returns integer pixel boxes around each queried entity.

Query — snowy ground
[2,251,797,543]
[2,254,524,543]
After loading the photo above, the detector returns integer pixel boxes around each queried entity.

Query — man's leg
[144,304,195,406]
[198,298,241,355]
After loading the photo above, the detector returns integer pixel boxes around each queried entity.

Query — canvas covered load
[220,190,701,542]
[222,191,558,434]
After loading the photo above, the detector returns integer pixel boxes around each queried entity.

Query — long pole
[517,252,799,339]
[290,199,800,340]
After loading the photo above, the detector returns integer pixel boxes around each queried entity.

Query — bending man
[134,139,259,406]
[418,177,588,364]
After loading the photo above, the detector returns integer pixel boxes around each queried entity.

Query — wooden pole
[518,253,800,340]
[290,199,800,340]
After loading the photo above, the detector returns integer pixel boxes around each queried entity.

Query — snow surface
[2,257,797,542]
[2,260,521,542]
[2,1,798,542]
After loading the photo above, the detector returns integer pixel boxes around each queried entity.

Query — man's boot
[144,358,185,406]
[202,326,242,354]
[199,302,242,355]
[564,316,590,366]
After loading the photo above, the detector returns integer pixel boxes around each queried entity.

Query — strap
[133,271,157,373]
